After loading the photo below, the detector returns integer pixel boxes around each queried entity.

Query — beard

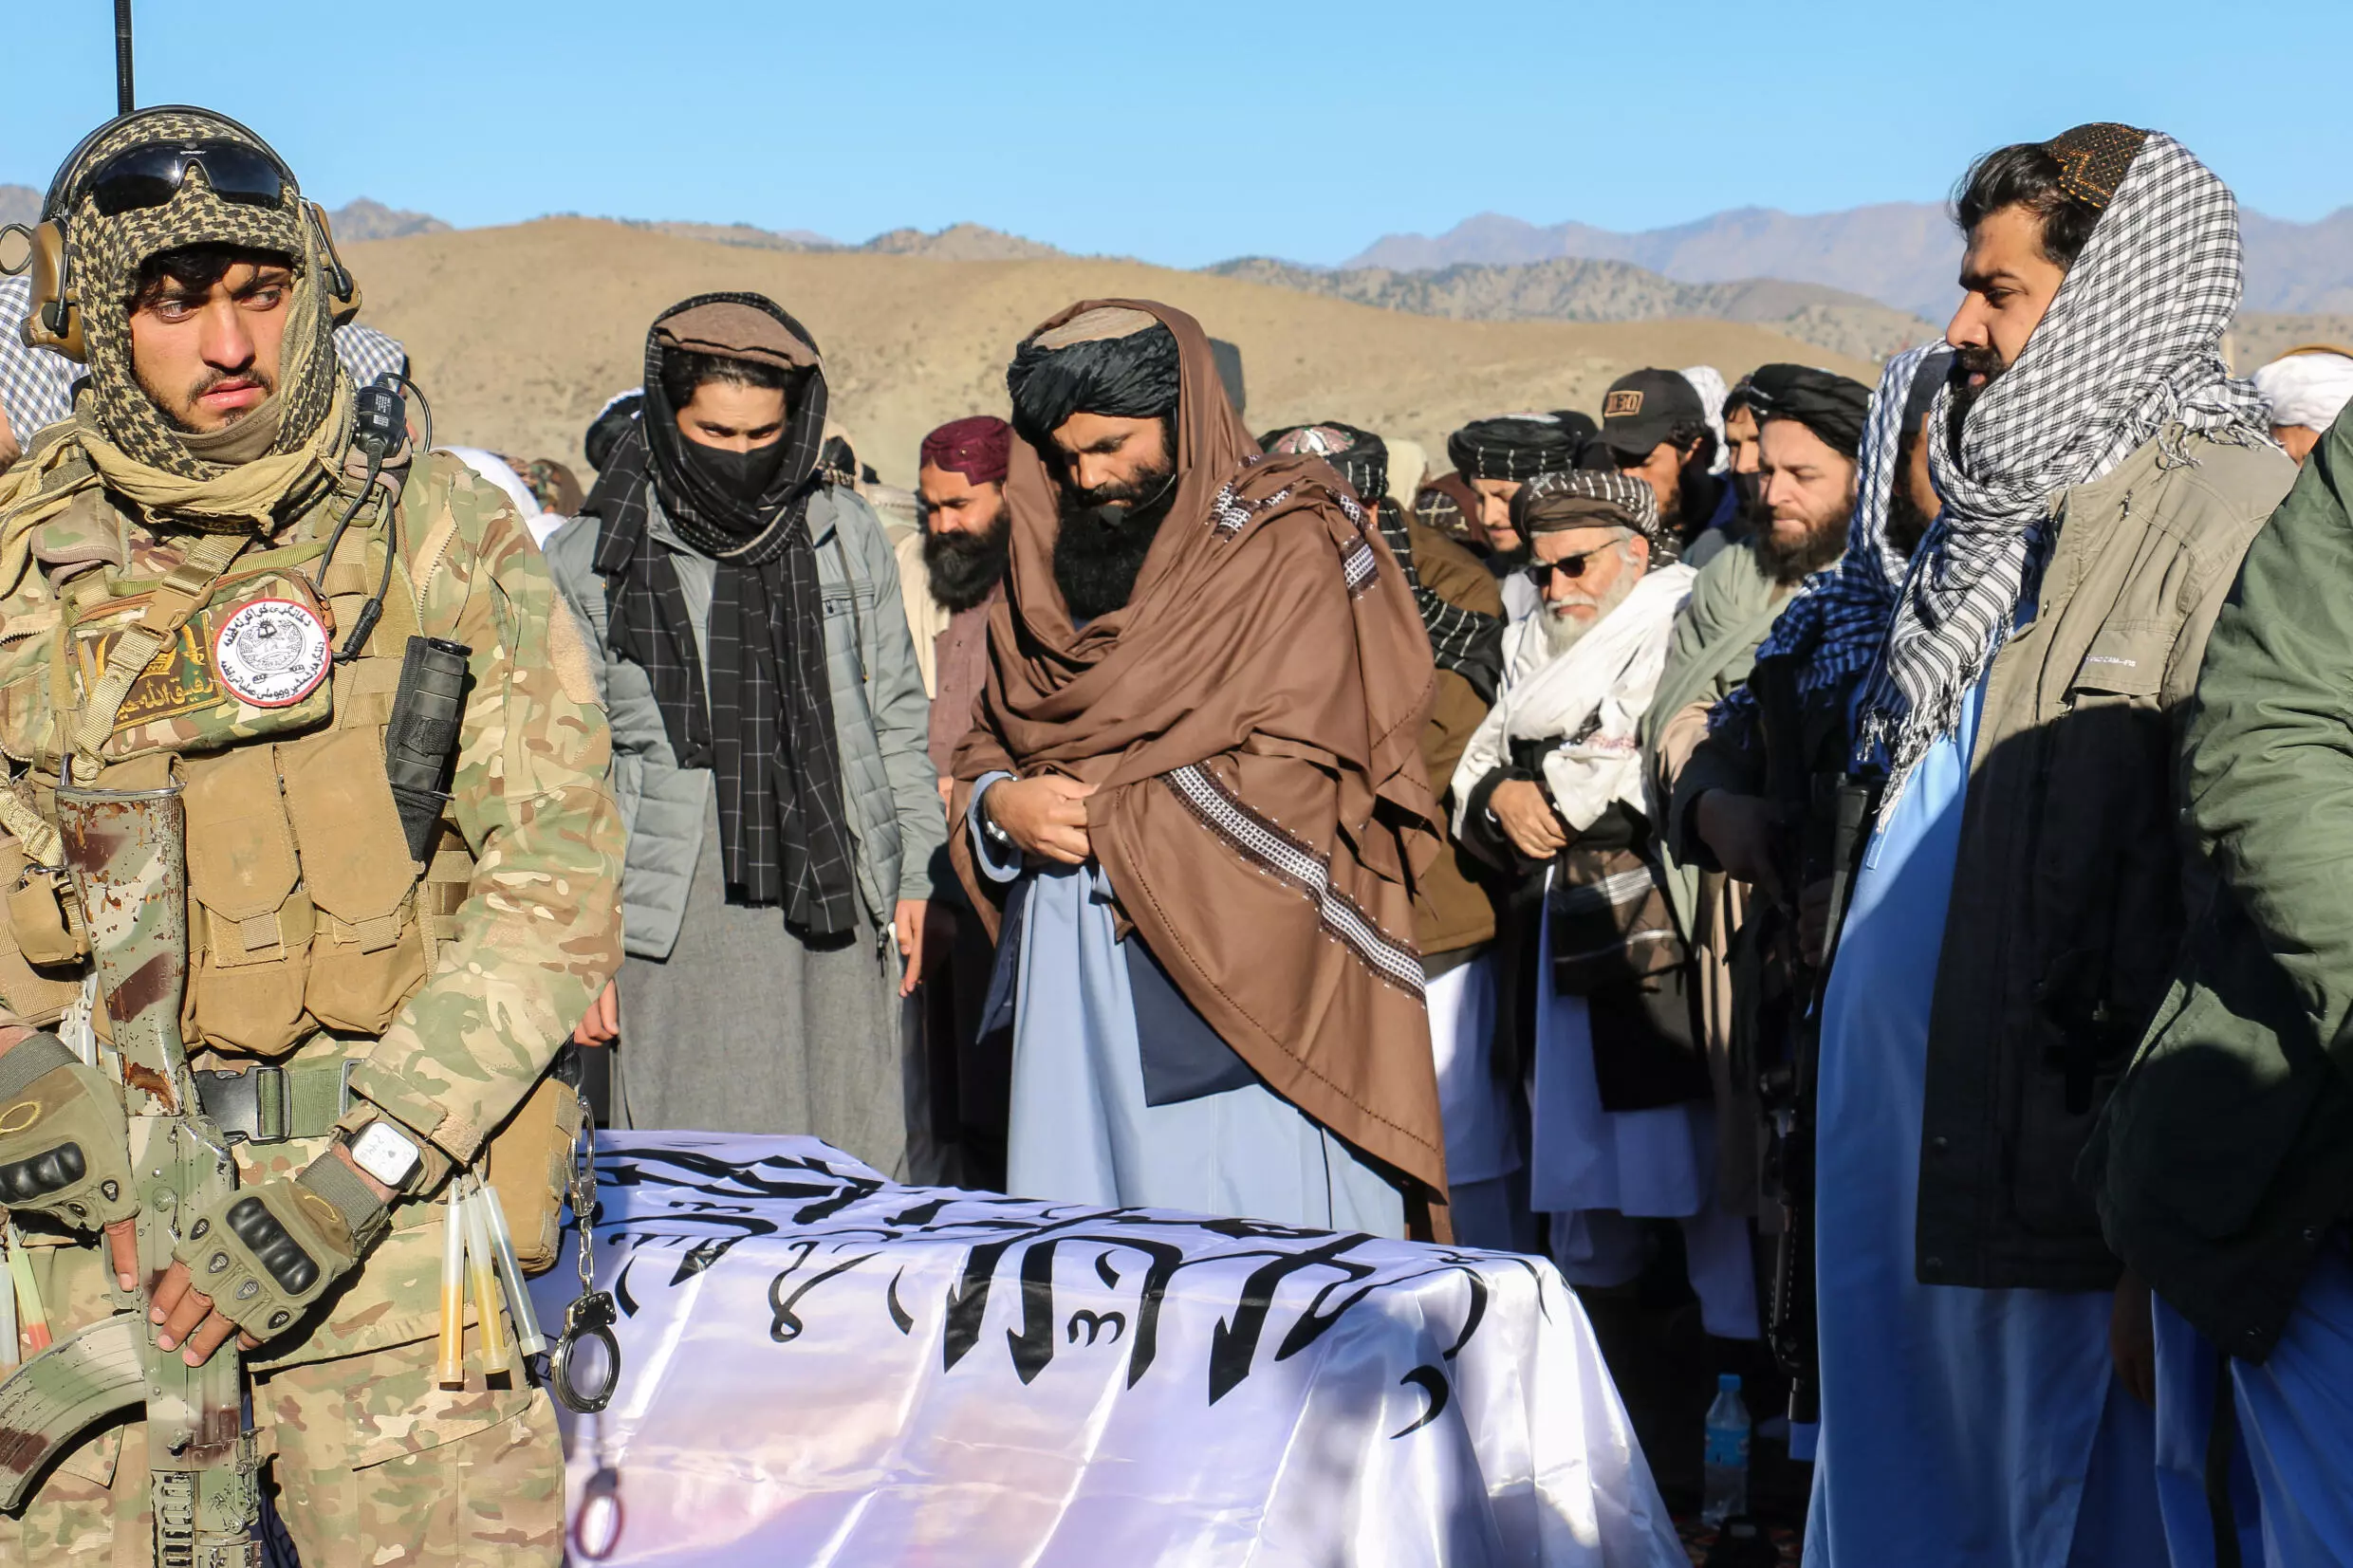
[1051,451,1178,620]
[1754,497,1852,586]
[1946,342,2007,451]
[922,515,1010,613]
[1663,467,1704,535]
[1727,471,1765,542]
[1538,566,1641,657]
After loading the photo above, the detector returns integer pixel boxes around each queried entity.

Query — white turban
[1679,365,1731,472]
[2253,349,2353,434]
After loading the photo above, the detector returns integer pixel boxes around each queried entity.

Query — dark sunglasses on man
[83,140,285,217]
[1522,539,1625,588]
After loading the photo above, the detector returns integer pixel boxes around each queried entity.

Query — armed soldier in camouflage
[0,108,621,1561]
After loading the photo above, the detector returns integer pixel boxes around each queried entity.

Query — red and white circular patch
[212,598,332,709]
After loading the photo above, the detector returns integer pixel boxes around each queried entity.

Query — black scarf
[587,293,860,938]
[1373,499,1504,704]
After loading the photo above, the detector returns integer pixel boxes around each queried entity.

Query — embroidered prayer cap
[1005,306,1182,447]
[2042,122,2150,211]
[919,415,1013,485]
[56,107,342,481]
[1445,413,1582,482]
[1262,422,1388,507]
[1511,468,1660,543]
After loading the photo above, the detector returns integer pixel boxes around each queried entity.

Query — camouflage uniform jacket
[0,447,624,1370]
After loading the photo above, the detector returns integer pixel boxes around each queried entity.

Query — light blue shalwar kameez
[969,776,1407,1236]
[1805,674,2164,1568]
[2151,1244,2353,1567]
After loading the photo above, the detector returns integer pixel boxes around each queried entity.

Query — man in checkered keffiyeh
[1855,125,2271,801]
[1803,125,2300,1568]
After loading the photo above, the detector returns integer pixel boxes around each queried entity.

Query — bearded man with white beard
[1450,473,1755,1346]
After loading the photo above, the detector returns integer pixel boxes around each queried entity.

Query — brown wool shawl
[950,300,1450,1225]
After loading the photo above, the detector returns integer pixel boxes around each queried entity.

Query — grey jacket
[545,485,943,959]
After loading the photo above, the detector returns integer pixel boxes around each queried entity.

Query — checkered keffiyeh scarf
[63,111,342,480]
[1513,467,1665,552]
[0,275,74,446]
[1711,343,1945,740]
[1263,423,1505,699]
[1855,131,2270,798]
[1373,498,1505,702]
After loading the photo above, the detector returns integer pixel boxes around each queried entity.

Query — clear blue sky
[5,0,2342,267]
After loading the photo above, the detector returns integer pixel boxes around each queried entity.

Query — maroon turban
[920,415,1012,486]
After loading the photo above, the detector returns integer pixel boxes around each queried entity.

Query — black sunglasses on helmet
[82,140,286,217]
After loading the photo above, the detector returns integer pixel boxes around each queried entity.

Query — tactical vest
[0,467,576,1268]
[0,476,461,1049]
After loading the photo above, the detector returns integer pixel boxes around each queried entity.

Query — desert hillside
[1209,255,1937,362]
[347,218,1877,490]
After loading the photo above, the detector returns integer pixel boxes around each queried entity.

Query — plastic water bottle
[1701,1372,1751,1527]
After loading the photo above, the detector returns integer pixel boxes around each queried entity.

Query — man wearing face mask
[546,294,942,1175]
[1720,376,1765,544]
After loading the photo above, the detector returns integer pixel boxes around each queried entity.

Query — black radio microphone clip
[353,374,407,465]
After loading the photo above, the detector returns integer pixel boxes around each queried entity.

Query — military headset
[11,105,361,362]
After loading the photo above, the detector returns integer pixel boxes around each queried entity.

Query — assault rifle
[1747,660,1876,1429]
[0,783,259,1566]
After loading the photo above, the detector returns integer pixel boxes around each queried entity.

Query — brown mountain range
[347,217,1880,489]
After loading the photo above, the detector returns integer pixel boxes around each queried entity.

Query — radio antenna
[114,0,135,116]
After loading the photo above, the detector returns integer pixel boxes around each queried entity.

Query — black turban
[1007,309,1182,447]
[1261,422,1387,505]
[1445,414,1582,482]
[1547,410,1600,447]
[585,390,644,472]
[1743,364,1873,460]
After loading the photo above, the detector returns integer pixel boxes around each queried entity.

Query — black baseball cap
[1596,369,1705,461]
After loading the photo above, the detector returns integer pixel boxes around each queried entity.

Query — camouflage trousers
[0,1243,562,1565]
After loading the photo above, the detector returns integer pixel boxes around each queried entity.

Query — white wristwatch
[347,1119,424,1191]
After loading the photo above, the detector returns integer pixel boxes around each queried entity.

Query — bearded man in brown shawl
[950,302,1449,1237]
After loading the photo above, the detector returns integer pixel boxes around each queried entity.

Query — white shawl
[1451,563,1697,837]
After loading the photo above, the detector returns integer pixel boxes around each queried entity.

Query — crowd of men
[3,106,2353,1567]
